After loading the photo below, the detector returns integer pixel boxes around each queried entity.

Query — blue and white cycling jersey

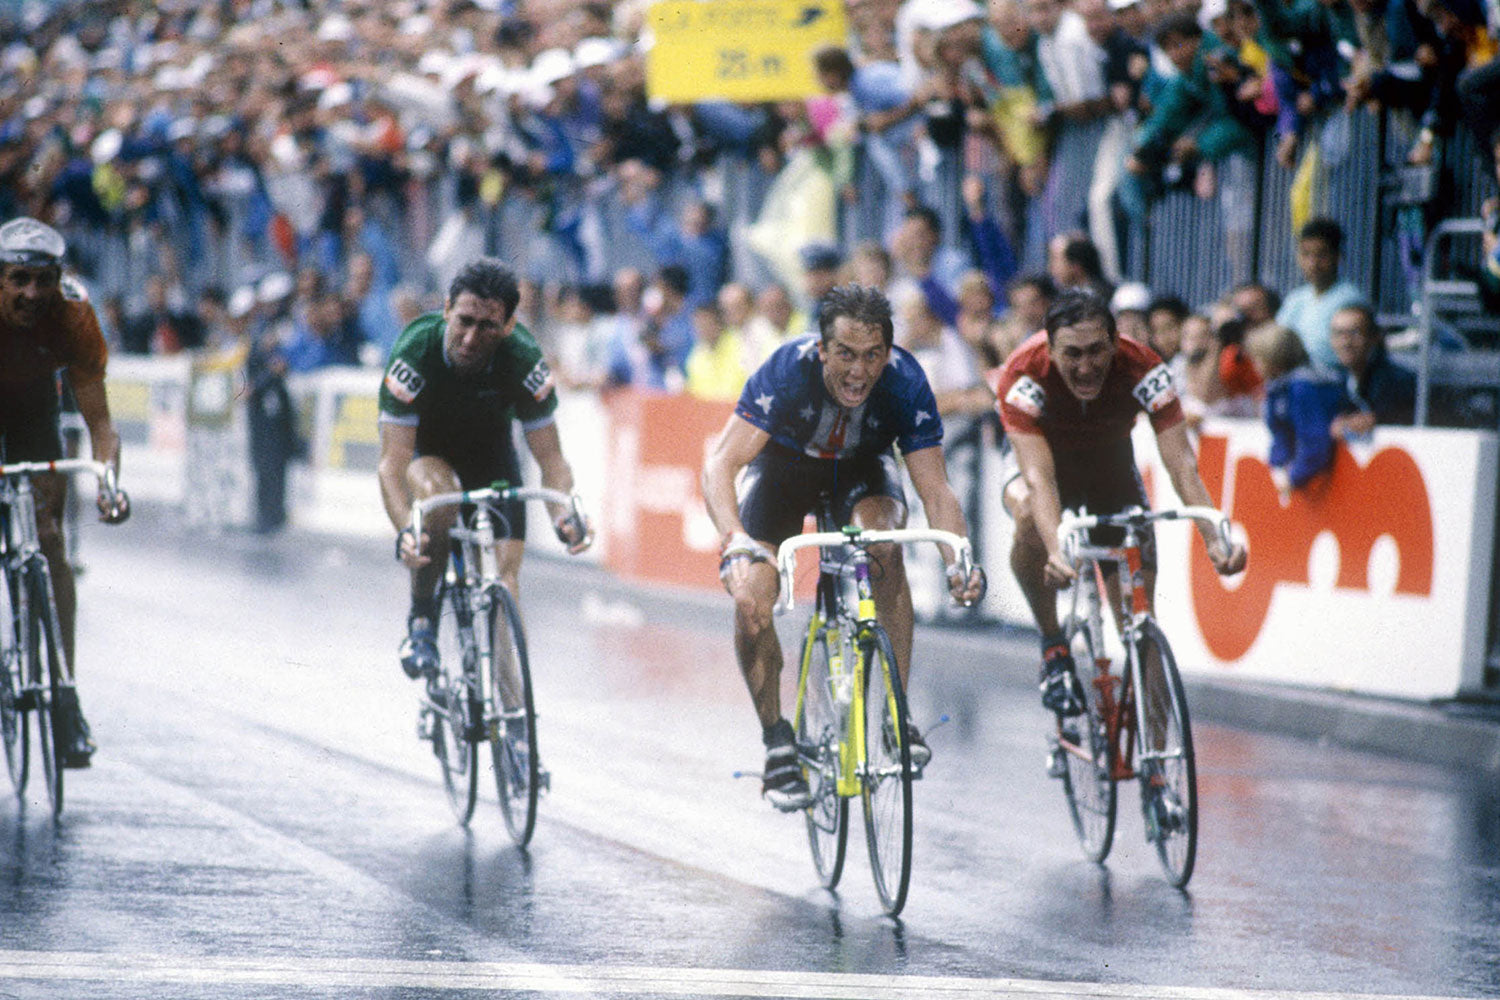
[734,335,945,460]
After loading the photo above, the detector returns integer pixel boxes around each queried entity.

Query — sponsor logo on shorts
[1004,375,1045,417]
[384,359,425,404]
[523,359,555,402]
[1131,364,1176,413]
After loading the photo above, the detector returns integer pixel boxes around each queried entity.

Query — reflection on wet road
[1,520,1496,999]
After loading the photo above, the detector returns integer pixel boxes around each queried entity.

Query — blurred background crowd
[3,0,1497,530]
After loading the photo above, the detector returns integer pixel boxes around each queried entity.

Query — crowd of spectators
[2,0,1490,506]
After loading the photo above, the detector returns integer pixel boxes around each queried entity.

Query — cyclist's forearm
[377,462,414,532]
[72,379,120,468]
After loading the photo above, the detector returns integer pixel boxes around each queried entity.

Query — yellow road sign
[646,0,849,103]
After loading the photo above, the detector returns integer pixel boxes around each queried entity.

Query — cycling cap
[0,217,66,265]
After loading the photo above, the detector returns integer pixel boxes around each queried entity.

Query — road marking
[0,952,1472,1000]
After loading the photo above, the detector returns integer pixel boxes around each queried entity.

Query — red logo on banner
[1191,435,1435,661]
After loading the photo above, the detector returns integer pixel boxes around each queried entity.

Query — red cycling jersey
[993,331,1183,451]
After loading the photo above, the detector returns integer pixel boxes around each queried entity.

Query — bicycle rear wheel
[860,624,913,916]
[795,623,847,889]
[1059,617,1117,863]
[433,581,478,825]
[487,584,539,847]
[1135,620,1197,888]
[27,572,63,817]
[1,570,28,794]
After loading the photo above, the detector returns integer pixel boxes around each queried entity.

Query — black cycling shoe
[55,687,96,769]
[400,616,440,680]
[905,722,932,769]
[1040,646,1086,717]
[761,718,811,811]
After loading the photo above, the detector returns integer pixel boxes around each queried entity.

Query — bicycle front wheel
[27,572,63,817]
[1059,617,1117,863]
[795,623,847,889]
[487,584,539,847]
[1,568,28,794]
[433,581,478,825]
[1135,620,1197,888]
[860,624,913,916]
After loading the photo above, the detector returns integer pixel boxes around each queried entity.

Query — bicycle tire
[487,584,539,847]
[1,569,28,794]
[795,622,847,889]
[433,579,478,825]
[27,571,62,817]
[1135,620,1197,888]
[860,624,913,916]
[1059,616,1117,863]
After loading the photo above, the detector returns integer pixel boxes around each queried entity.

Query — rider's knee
[733,591,774,635]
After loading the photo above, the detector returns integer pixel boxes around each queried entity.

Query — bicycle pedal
[416,708,437,742]
[1046,744,1067,779]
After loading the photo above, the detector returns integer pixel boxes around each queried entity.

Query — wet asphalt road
[1,515,1497,999]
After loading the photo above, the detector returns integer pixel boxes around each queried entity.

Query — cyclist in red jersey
[992,291,1245,716]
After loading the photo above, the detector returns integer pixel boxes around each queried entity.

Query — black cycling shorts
[737,443,907,547]
[418,438,526,541]
[1001,439,1156,571]
[0,378,63,463]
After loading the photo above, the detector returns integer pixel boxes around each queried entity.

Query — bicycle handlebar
[0,457,127,510]
[1056,506,1233,559]
[774,527,974,616]
[410,482,585,543]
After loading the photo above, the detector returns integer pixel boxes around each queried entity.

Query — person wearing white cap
[0,217,131,770]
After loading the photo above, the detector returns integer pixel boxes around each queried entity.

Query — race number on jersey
[1131,364,1177,414]
[522,359,555,403]
[384,359,425,404]
[1004,375,1046,418]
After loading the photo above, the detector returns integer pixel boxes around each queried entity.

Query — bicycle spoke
[1058,616,1117,863]
[860,625,912,917]
[795,623,847,889]
[1,570,26,794]
[488,586,539,847]
[1135,621,1197,888]
[433,581,478,825]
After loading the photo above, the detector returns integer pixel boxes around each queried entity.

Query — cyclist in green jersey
[377,258,591,678]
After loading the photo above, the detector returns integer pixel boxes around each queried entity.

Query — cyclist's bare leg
[1002,478,1062,637]
[850,495,912,686]
[491,538,526,711]
[32,473,76,676]
[728,558,783,731]
[404,457,460,615]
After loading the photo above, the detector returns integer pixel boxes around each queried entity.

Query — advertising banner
[1139,420,1497,699]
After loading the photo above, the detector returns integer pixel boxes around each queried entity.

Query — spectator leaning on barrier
[1275,217,1368,370]
[1328,303,1417,431]
[1244,322,1353,495]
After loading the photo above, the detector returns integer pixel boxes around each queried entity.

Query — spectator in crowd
[1046,232,1113,300]
[1145,293,1190,364]
[1327,303,1417,430]
[1480,134,1500,310]
[281,291,358,372]
[955,270,1006,367]
[746,282,806,351]
[1243,322,1353,494]
[684,300,751,402]
[898,291,992,419]
[1230,280,1281,328]
[889,203,971,315]
[1079,0,1148,281]
[716,282,769,369]
[1109,280,1154,348]
[121,273,205,355]
[849,241,895,299]
[628,195,729,308]
[798,242,844,323]
[1276,217,1368,370]
[551,284,613,391]
[344,252,402,362]
[1249,0,1358,168]
[606,265,691,392]
[1027,0,1115,270]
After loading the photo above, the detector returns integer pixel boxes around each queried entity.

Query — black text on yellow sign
[646,0,849,104]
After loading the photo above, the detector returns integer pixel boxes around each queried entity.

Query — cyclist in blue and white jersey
[702,284,986,810]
